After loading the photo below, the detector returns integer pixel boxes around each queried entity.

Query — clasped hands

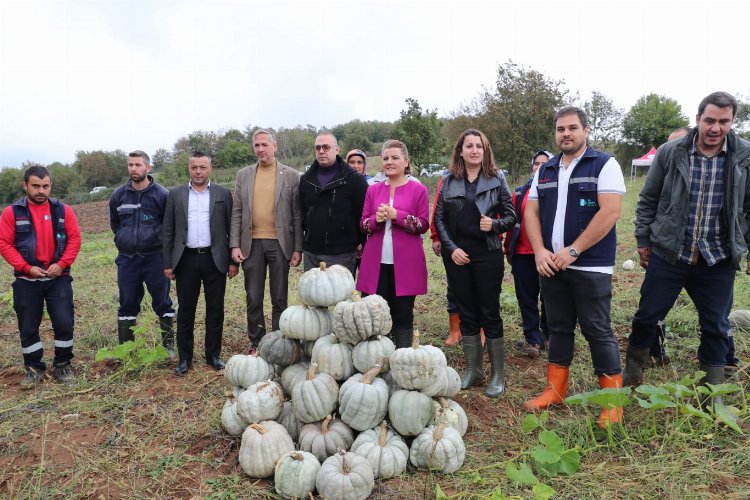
[376,203,397,223]
[451,215,495,265]
[534,247,578,277]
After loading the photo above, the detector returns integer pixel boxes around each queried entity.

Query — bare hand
[290,251,302,267]
[28,266,47,278]
[637,247,651,269]
[354,244,363,259]
[534,248,559,277]
[231,247,245,263]
[451,248,470,265]
[551,247,578,271]
[431,241,441,256]
[164,268,175,280]
[746,259,750,276]
[227,264,239,279]
[46,263,63,278]
[479,214,493,232]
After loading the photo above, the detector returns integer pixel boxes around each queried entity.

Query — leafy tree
[275,126,317,167]
[735,96,750,140]
[584,91,623,152]
[173,130,220,159]
[449,61,567,181]
[0,167,23,204]
[47,163,84,200]
[622,94,688,150]
[73,150,128,188]
[215,141,255,169]
[152,148,173,172]
[392,98,445,174]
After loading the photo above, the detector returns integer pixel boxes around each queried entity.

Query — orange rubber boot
[523,364,569,411]
[446,313,462,346]
[597,373,623,428]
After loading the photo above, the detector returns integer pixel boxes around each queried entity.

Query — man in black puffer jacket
[299,132,368,273]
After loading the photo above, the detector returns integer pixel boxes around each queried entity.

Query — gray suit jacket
[230,161,303,260]
[163,183,234,273]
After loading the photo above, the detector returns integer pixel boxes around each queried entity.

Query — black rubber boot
[160,316,176,360]
[700,362,725,409]
[118,319,136,344]
[461,334,485,389]
[485,337,505,398]
[622,344,651,387]
[392,328,413,350]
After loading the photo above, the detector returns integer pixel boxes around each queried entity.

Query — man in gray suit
[230,129,303,352]
[163,152,238,375]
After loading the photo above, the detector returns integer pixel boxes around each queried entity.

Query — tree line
[2,59,748,204]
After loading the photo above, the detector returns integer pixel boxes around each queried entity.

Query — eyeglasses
[315,145,334,152]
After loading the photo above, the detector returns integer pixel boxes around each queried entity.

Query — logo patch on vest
[579,199,598,208]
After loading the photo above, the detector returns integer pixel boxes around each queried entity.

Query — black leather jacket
[434,171,516,253]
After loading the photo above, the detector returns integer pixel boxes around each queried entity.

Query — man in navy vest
[521,106,626,428]
[0,166,82,388]
[624,92,750,401]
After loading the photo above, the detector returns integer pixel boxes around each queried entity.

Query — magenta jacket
[356,180,430,296]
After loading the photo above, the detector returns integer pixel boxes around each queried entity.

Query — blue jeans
[116,254,175,320]
[541,269,621,375]
[13,275,75,370]
[511,254,547,346]
[629,253,734,366]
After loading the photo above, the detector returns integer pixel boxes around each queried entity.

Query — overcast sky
[1,0,748,167]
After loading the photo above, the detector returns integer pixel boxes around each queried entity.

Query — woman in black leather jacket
[434,129,515,398]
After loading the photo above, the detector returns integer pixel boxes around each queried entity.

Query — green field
[0,176,748,499]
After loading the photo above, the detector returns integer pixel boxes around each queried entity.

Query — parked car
[89,186,107,194]
[419,164,444,177]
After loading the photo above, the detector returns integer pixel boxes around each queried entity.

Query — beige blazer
[229,161,303,260]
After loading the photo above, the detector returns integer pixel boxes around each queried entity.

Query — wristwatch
[568,247,580,258]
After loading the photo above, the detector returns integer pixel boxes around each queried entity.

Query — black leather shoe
[175,360,191,376]
[207,357,225,370]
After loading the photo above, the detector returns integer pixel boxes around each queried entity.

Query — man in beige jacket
[230,129,303,352]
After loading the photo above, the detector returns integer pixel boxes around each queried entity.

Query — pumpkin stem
[351,291,360,301]
[291,452,304,461]
[411,330,421,349]
[319,262,327,271]
[256,381,269,392]
[321,414,333,433]
[434,423,445,441]
[438,396,448,407]
[362,364,381,384]
[379,421,388,447]
[249,423,266,434]
[307,362,318,380]
[340,451,351,474]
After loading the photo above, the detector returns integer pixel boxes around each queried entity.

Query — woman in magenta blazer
[356,140,430,349]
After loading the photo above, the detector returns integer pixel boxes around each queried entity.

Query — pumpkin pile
[220,263,468,499]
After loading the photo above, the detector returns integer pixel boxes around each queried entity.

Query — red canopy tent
[630,146,657,182]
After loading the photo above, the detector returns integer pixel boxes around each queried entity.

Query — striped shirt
[677,139,729,266]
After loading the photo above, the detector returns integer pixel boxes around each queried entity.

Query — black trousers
[375,264,415,331]
[175,249,227,362]
[442,247,504,340]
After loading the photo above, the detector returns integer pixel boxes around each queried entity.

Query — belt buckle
[197,247,209,254]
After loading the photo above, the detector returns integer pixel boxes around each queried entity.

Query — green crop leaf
[531,445,560,465]
[646,394,676,410]
[705,383,743,397]
[586,388,632,407]
[506,462,537,486]
[713,404,744,434]
[539,411,550,427]
[532,482,556,500]
[663,383,693,399]
[522,414,541,434]
[435,485,448,500]
[680,403,711,420]
[635,384,670,397]
[489,487,511,500]
[538,430,564,454]
[636,397,655,409]
[564,392,591,406]
[678,372,704,386]
[558,449,581,475]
